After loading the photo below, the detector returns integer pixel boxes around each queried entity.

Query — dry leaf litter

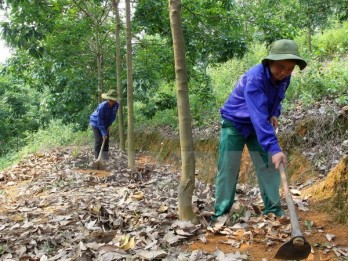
[0,143,347,260]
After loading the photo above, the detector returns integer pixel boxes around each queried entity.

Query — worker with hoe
[212,39,307,220]
[90,89,119,160]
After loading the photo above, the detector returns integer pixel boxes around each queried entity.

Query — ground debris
[0,145,347,260]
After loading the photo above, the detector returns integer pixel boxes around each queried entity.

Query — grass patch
[0,120,89,171]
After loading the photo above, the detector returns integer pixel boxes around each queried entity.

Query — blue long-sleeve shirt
[220,63,291,155]
[90,101,119,137]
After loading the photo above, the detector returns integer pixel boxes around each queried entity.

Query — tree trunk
[112,0,125,151]
[168,0,197,223]
[307,23,312,53]
[97,50,103,103]
[125,0,135,167]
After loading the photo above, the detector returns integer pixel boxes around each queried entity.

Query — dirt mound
[303,156,348,224]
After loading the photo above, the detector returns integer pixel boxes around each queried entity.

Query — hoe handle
[97,139,106,161]
[279,164,305,245]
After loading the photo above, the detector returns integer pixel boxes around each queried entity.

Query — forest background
[0,0,347,176]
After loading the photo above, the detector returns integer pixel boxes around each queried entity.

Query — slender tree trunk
[168,0,197,223]
[112,0,125,151]
[307,23,312,53]
[125,0,135,167]
[97,51,103,103]
[95,28,104,103]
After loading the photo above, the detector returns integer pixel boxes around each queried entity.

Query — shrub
[207,43,267,107]
[311,21,348,59]
[0,120,88,170]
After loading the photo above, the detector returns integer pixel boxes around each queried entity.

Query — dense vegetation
[0,0,347,169]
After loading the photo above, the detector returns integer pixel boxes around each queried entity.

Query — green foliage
[286,57,348,107]
[242,0,303,45]
[298,0,335,31]
[135,80,179,126]
[132,35,175,100]
[141,92,177,119]
[133,1,169,36]
[189,72,217,126]
[22,120,87,151]
[207,43,267,107]
[136,105,178,129]
[152,109,179,129]
[134,0,247,66]
[1,0,115,132]
[0,75,44,155]
[333,0,348,21]
[311,21,348,59]
[0,0,347,159]
[207,27,348,112]
[0,119,88,171]
[0,0,61,58]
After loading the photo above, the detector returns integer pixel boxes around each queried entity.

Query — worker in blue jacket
[90,89,119,160]
[213,39,307,220]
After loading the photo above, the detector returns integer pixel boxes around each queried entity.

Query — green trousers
[213,118,283,219]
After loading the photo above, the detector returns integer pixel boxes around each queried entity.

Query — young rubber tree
[168,0,197,223]
[125,0,135,167]
[112,0,126,151]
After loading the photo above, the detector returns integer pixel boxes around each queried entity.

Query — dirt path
[188,210,348,260]
[0,147,347,260]
[138,153,348,260]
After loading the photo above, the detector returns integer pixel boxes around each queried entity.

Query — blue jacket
[90,101,119,137]
[220,63,291,155]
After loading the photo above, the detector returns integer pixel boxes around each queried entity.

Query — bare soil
[0,143,347,260]
[187,210,348,261]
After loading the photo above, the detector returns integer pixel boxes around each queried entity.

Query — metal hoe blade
[275,238,311,260]
[92,139,106,170]
[274,164,312,260]
[91,160,105,170]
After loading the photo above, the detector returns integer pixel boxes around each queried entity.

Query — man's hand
[270,116,278,129]
[272,152,287,169]
[102,136,107,141]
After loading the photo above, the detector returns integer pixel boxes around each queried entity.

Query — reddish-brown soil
[1,152,347,260]
[187,210,348,260]
[138,154,348,260]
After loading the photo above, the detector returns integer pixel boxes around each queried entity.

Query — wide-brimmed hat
[262,39,307,70]
[101,89,118,101]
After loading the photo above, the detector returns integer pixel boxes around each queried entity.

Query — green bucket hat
[262,39,307,70]
[101,89,118,101]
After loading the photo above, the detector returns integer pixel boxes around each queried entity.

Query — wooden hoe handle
[279,164,305,244]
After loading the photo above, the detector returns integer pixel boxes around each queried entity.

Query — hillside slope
[1,141,347,260]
